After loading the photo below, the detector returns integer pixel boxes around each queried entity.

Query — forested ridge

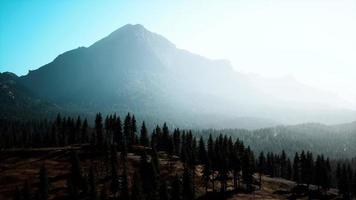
[1,113,356,200]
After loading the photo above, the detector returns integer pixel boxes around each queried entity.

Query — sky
[1,0,356,107]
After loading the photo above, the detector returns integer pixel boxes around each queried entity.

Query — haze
[1,0,356,109]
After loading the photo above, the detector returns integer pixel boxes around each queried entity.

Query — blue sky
[1,0,356,106]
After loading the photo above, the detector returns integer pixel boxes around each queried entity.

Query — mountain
[0,72,56,119]
[12,24,356,127]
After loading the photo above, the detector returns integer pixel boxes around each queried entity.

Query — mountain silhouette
[8,24,354,127]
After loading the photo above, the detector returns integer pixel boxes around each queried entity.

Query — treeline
[2,113,356,199]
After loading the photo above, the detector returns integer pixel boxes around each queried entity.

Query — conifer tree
[81,119,88,143]
[131,172,144,200]
[22,181,31,200]
[67,177,78,200]
[124,113,132,146]
[89,167,97,200]
[202,159,211,192]
[258,152,266,189]
[13,187,21,200]
[100,186,107,200]
[121,164,130,200]
[152,148,160,174]
[39,164,49,200]
[159,181,170,200]
[171,175,182,200]
[293,152,301,185]
[110,146,119,197]
[140,121,149,147]
[113,117,122,146]
[182,167,195,200]
[198,137,207,165]
[95,113,103,146]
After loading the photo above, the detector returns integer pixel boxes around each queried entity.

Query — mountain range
[1,24,356,128]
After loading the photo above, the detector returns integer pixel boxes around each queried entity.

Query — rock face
[3,24,353,127]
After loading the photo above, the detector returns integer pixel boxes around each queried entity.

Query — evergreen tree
[95,113,103,146]
[131,172,144,200]
[121,164,130,200]
[202,159,211,192]
[39,164,49,200]
[152,148,160,174]
[81,119,88,143]
[110,146,119,197]
[286,158,292,180]
[258,152,266,189]
[242,147,255,191]
[198,137,207,165]
[13,187,21,200]
[113,117,122,146]
[132,115,137,134]
[100,186,107,200]
[182,167,195,200]
[67,177,79,200]
[124,113,132,146]
[22,181,31,200]
[293,152,301,185]
[70,151,82,189]
[171,175,182,200]
[89,167,97,200]
[140,121,149,147]
[159,181,170,200]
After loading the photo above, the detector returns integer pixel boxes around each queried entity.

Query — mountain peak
[91,24,175,50]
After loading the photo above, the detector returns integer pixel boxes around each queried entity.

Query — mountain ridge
[1,24,355,127]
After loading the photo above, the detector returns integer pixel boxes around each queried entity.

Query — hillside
[0,72,56,119]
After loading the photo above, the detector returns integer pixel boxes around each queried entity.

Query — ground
[0,146,342,200]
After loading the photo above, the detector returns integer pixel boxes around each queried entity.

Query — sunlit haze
[1,0,355,109]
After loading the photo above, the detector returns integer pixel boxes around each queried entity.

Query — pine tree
[140,121,149,147]
[198,137,207,165]
[242,147,255,191]
[22,181,31,200]
[131,172,144,200]
[258,152,266,189]
[232,139,242,191]
[286,158,292,180]
[352,171,356,198]
[132,115,137,135]
[173,129,181,156]
[202,159,211,192]
[81,119,88,143]
[121,164,130,200]
[110,146,119,197]
[89,167,97,200]
[100,186,107,200]
[113,117,122,146]
[159,181,170,200]
[293,152,301,185]
[95,113,103,146]
[152,148,160,174]
[39,164,49,200]
[124,113,132,146]
[13,187,21,200]
[70,151,82,189]
[171,175,182,200]
[182,167,195,200]
[280,150,287,179]
[67,177,79,200]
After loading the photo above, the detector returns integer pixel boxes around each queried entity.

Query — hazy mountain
[200,121,356,158]
[0,72,56,119]
[14,24,356,127]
